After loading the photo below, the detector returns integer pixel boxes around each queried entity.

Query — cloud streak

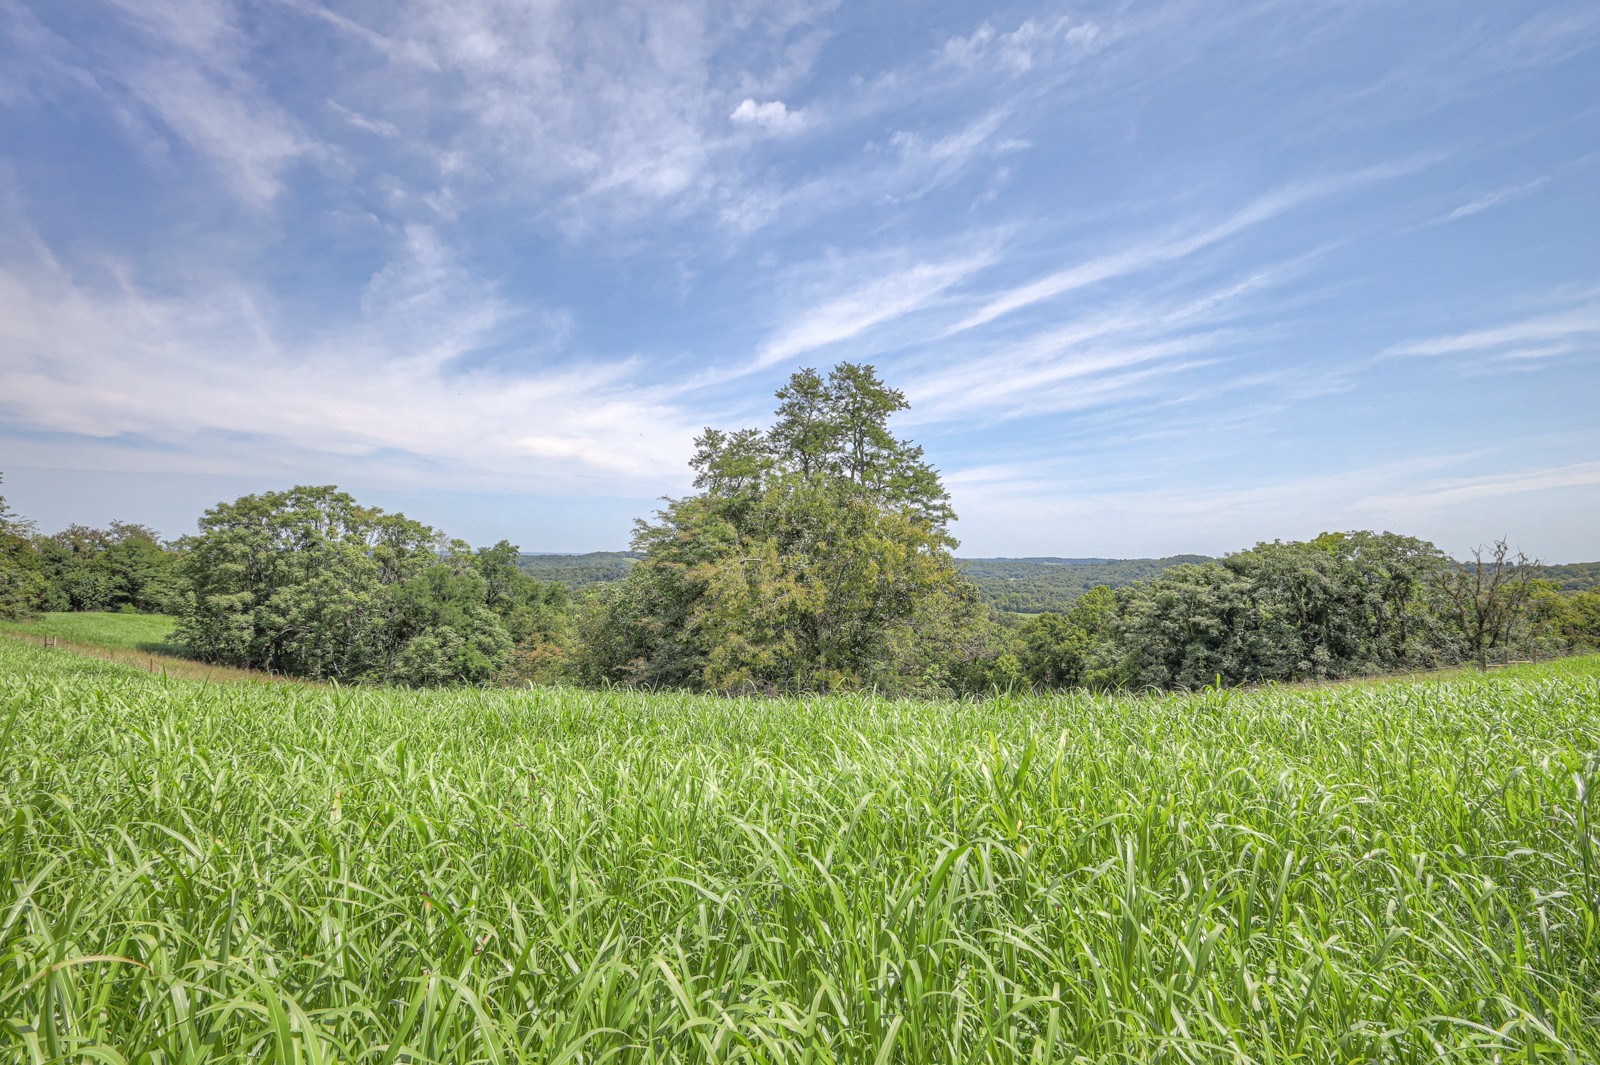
[1437,176,1550,223]
[1383,302,1600,358]
[748,251,998,374]
[945,165,1424,336]
[0,244,699,493]
[84,0,315,206]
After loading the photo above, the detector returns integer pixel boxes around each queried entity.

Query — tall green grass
[2,640,1597,1062]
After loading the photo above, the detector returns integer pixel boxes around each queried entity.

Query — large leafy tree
[578,363,986,693]
[1049,532,1463,691]
[1016,585,1120,689]
[1304,531,1452,666]
[177,486,571,685]
[177,486,444,679]
[468,539,574,684]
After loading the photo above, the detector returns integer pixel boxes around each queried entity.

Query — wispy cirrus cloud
[1435,176,1550,223]
[677,244,1004,391]
[946,444,1600,559]
[938,15,1103,75]
[751,255,994,371]
[68,0,317,206]
[279,0,843,234]
[901,268,1286,425]
[1354,459,1600,511]
[0,239,698,492]
[945,164,1426,336]
[0,0,95,104]
[1383,300,1600,359]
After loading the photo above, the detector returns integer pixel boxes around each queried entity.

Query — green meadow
[0,611,181,654]
[2,632,1597,1063]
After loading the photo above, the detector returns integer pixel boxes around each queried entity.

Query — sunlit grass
[2,641,1597,1062]
[0,611,181,654]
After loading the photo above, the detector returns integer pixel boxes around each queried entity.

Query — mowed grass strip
[0,613,312,687]
[2,640,1597,1063]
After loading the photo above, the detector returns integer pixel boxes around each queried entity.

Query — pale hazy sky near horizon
[1,0,1597,560]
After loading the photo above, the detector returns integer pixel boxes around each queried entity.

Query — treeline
[176,487,571,686]
[0,480,181,619]
[4,364,1599,693]
[1003,534,1600,690]
[0,479,572,686]
[516,552,1215,614]
[961,555,1214,614]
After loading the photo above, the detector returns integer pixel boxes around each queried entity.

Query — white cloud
[1355,460,1600,510]
[940,15,1102,75]
[913,339,1222,423]
[715,108,1023,236]
[0,0,96,105]
[730,98,805,133]
[0,243,699,493]
[945,449,1600,560]
[948,165,1423,336]
[883,109,1019,194]
[1493,344,1577,361]
[128,64,309,206]
[1490,6,1600,71]
[249,0,1134,240]
[293,0,837,233]
[329,99,401,139]
[896,253,1322,428]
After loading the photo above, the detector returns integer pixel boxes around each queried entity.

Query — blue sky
[1,0,1597,560]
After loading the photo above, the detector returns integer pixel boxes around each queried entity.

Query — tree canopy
[35,521,181,614]
[576,363,986,693]
[176,485,569,685]
[1013,532,1469,690]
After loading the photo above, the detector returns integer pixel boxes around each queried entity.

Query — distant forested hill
[1533,561,1600,592]
[519,550,1597,610]
[959,555,1212,613]
[518,552,638,591]
[518,551,1211,609]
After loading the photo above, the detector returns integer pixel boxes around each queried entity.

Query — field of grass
[2,640,1598,1063]
[0,611,181,654]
